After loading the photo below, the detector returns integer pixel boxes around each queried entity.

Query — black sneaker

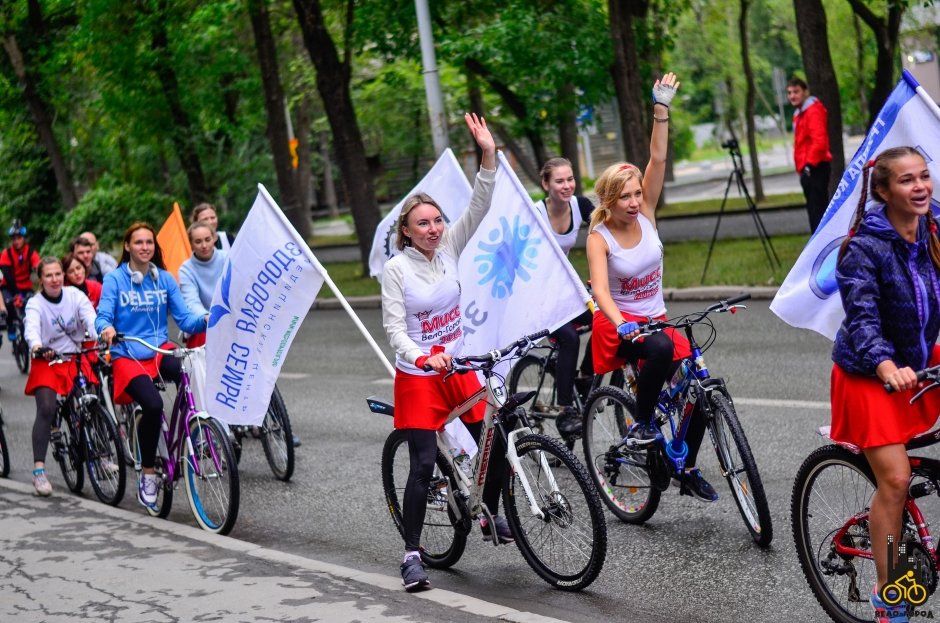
[480,515,515,544]
[627,421,660,443]
[678,468,719,502]
[400,556,430,591]
[556,405,582,438]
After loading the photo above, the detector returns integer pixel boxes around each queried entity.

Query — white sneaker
[32,469,52,496]
[137,473,159,509]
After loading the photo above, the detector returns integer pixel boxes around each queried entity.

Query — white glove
[651,82,677,108]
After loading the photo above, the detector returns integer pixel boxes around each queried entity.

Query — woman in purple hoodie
[831,146,940,622]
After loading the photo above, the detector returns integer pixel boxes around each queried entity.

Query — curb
[311,286,778,311]
[0,477,569,623]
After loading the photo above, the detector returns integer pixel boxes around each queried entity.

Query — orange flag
[157,202,192,280]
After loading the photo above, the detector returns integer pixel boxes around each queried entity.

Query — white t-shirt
[24,286,98,353]
[537,197,583,255]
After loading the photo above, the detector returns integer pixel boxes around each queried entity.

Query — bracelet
[653,116,670,123]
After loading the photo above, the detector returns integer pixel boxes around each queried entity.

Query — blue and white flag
[459,151,591,357]
[205,185,325,425]
[369,148,472,280]
[771,70,940,338]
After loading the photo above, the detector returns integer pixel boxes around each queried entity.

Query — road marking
[372,378,393,385]
[277,372,310,380]
[735,397,829,410]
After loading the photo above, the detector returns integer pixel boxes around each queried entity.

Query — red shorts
[830,345,940,449]
[186,333,206,348]
[393,368,487,430]
[111,342,174,404]
[591,310,691,375]
[25,357,98,396]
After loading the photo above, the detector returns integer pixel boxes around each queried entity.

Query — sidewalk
[0,478,565,623]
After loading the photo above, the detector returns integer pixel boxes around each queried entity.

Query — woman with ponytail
[831,146,940,622]
[585,72,717,502]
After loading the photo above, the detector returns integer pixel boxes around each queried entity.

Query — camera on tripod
[721,138,739,150]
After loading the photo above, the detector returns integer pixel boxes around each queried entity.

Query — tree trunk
[846,0,901,130]
[247,0,308,240]
[149,4,210,203]
[319,131,339,218]
[558,82,582,195]
[1,32,77,210]
[295,93,314,216]
[792,0,845,195]
[608,0,649,167]
[467,71,485,169]
[739,0,764,202]
[294,0,379,269]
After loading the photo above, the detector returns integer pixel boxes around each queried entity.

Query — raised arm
[641,72,680,224]
[445,113,499,256]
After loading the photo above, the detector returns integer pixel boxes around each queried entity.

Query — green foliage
[42,184,175,256]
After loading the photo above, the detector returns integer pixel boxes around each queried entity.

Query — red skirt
[111,342,174,404]
[25,357,98,396]
[830,346,940,449]
[592,310,692,375]
[393,369,487,430]
[186,332,206,348]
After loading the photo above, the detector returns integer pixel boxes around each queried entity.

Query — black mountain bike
[230,385,295,481]
[9,293,31,374]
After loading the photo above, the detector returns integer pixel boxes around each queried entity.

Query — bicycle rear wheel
[0,413,9,478]
[706,392,773,547]
[381,428,468,569]
[504,433,607,591]
[509,354,562,438]
[115,404,138,467]
[54,410,84,493]
[792,445,877,623]
[184,416,240,535]
[582,386,660,523]
[261,385,294,481]
[84,402,126,506]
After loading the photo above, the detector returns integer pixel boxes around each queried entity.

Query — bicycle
[791,363,940,623]
[368,330,607,592]
[0,402,8,477]
[229,384,295,481]
[45,345,127,505]
[8,292,32,374]
[114,334,240,535]
[581,294,773,548]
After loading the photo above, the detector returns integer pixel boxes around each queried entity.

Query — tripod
[700,139,780,284]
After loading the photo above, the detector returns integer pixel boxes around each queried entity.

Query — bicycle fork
[506,426,554,521]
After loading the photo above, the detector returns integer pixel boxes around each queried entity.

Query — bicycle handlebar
[419,329,550,375]
[884,367,933,394]
[631,294,751,342]
[112,333,188,358]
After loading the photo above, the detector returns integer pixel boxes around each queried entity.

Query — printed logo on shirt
[119,289,167,309]
[413,309,432,322]
[619,266,661,301]
[420,304,462,344]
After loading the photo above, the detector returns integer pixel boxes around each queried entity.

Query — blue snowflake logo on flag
[208,261,233,328]
[474,215,541,298]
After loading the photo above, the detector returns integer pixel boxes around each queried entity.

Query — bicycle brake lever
[910,382,940,405]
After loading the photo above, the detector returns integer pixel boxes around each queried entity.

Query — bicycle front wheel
[54,411,84,493]
[504,433,607,591]
[791,445,876,623]
[14,334,29,374]
[706,392,773,547]
[381,429,468,569]
[582,386,660,524]
[84,402,126,506]
[184,416,240,535]
[509,354,560,438]
[261,385,294,481]
[0,418,9,478]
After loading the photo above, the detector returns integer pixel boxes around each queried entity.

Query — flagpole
[257,184,397,379]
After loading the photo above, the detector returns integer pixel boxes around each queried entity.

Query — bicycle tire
[134,424,173,519]
[114,403,137,467]
[509,354,563,438]
[54,409,84,493]
[84,402,127,506]
[503,433,606,591]
[14,333,29,374]
[581,385,660,524]
[0,412,9,478]
[184,416,240,535]
[706,392,773,547]
[791,445,878,623]
[261,385,294,481]
[381,428,468,569]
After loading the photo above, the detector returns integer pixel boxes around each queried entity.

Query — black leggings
[32,387,59,464]
[615,332,707,465]
[550,310,594,406]
[124,356,181,469]
[401,420,507,552]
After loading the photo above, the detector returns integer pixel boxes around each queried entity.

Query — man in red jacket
[788,77,832,233]
[0,220,39,343]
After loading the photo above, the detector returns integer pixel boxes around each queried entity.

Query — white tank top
[538,197,582,255]
[398,251,464,375]
[594,215,665,317]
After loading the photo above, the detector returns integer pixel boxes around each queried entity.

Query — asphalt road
[2,301,935,622]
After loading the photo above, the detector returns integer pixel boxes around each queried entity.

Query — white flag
[205,185,325,425]
[771,70,940,338]
[459,151,591,357]
[369,148,473,279]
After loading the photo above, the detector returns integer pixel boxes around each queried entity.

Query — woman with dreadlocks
[830,146,940,623]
